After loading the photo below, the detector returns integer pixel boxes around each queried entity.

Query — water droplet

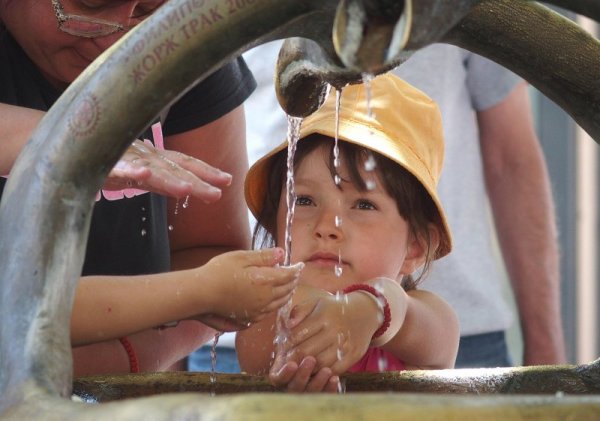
[141,229,147,236]
[335,265,343,277]
[335,291,342,302]
[364,154,376,171]
[337,378,347,394]
[168,225,174,231]
[174,199,179,215]
[182,195,190,209]
[335,216,342,227]
[334,175,341,185]
[366,179,376,190]
[378,356,388,371]
[141,216,146,222]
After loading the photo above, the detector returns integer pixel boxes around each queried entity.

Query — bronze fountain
[1,0,600,419]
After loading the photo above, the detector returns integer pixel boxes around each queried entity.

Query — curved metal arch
[0,0,599,419]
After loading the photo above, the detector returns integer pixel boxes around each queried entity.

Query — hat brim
[245,123,452,259]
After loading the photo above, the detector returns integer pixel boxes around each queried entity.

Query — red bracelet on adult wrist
[118,336,139,373]
[342,283,391,339]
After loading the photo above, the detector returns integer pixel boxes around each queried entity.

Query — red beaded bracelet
[342,283,391,339]
[118,336,139,373]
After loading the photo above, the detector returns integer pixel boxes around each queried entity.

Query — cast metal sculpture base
[1,0,600,419]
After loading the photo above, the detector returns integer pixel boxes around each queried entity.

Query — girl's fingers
[312,342,346,372]
[262,292,294,313]
[286,357,317,392]
[324,375,341,393]
[286,333,332,364]
[242,248,285,268]
[269,360,298,387]
[288,321,322,347]
[329,341,355,374]
[305,367,336,393]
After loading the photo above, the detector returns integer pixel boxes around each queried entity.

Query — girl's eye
[355,199,377,210]
[295,196,314,206]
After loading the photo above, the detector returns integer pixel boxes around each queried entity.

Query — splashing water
[274,115,303,361]
[209,331,222,396]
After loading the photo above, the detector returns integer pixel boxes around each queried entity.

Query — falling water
[209,331,222,396]
[333,88,344,279]
[274,115,303,360]
[334,88,342,184]
[361,73,377,188]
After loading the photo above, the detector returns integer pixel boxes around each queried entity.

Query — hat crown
[300,74,445,189]
[245,73,452,258]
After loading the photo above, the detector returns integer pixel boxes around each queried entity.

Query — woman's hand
[196,248,303,327]
[104,139,233,202]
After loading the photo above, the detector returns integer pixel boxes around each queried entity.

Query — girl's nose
[314,210,343,241]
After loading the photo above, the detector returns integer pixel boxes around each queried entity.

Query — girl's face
[276,143,425,293]
[1,0,161,87]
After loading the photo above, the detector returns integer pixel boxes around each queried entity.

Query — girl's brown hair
[253,134,443,290]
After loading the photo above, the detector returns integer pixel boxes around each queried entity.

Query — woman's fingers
[161,149,232,188]
[105,140,232,201]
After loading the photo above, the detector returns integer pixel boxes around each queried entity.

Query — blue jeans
[187,331,512,372]
[187,346,241,373]
[455,331,513,368]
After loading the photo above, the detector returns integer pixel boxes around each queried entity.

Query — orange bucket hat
[245,73,452,258]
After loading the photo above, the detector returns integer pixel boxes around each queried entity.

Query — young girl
[236,73,460,392]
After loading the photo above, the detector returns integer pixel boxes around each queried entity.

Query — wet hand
[282,292,380,374]
[201,248,303,326]
[269,356,340,393]
[104,139,232,202]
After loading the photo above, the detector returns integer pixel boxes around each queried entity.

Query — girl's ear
[400,224,440,275]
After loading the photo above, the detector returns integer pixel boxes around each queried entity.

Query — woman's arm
[0,103,43,175]
[166,104,252,270]
[0,102,232,199]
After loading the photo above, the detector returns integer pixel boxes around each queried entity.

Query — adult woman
[0,0,300,375]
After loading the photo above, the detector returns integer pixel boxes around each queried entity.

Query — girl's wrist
[343,286,388,341]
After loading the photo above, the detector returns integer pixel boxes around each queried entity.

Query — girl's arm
[237,277,459,382]
[381,288,460,370]
[71,248,300,347]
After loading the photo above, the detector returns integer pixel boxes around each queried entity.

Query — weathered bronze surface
[0,0,599,419]
[73,359,600,401]
[275,1,600,142]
